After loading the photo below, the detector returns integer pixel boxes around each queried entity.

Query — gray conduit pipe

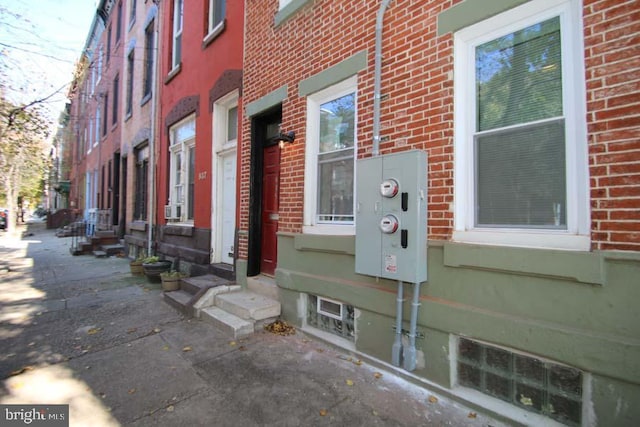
[374,0,409,369]
[392,280,403,366]
[373,0,393,157]
[404,281,421,371]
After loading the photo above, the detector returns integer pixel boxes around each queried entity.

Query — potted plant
[142,256,172,283]
[129,255,145,276]
[160,270,186,291]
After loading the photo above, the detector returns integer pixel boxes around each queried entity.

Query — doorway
[247,107,282,277]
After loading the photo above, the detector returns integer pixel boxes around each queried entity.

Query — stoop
[163,274,234,317]
[200,291,281,339]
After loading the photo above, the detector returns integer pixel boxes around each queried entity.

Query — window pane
[319,93,355,153]
[476,120,566,228]
[174,33,182,65]
[213,0,225,27]
[317,149,354,223]
[227,106,237,141]
[476,17,562,132]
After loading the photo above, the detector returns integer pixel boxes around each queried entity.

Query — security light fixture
[274,131,295,148]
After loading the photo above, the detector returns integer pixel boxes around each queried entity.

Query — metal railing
[70,221,88,254]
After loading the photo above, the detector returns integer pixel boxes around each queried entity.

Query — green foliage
[142,256,160,264]
[160,270,186,279]
[0,95,50,214]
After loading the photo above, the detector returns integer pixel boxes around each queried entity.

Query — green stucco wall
[235,232,640,425]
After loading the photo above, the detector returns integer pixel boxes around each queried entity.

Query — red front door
[260,144,280,275]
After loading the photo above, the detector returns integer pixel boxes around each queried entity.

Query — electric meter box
[355,150,427,283]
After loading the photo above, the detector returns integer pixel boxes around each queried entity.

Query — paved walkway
[0,223,508,426]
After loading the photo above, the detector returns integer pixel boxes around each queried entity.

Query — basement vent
[458,337,582,426]
[307,295,355,341]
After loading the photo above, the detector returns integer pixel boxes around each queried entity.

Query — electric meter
[380,179,399,198]
[379,214,399,234]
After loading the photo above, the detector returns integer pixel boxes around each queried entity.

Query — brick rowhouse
[240,0,640,259]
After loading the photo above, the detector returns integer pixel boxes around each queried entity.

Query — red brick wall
[584,0,640,250]
[241,0,640,258]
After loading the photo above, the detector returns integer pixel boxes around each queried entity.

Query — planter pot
[160,274,183,291]
[130,261,144,276]
[142,261,172,283]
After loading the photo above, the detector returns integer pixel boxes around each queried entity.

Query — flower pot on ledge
[130,259,144,276]
[142,260,172,283]
[160,271,186,291]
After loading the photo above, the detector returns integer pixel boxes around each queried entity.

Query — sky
[0,0,98,129]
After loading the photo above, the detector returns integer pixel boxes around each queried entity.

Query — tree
[0,94,50,233]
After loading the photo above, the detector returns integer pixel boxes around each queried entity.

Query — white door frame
[211,91,239,264]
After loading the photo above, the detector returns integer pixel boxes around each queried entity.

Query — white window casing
[452,0,589,251]
[168,116,196,224]
[304,76,358,235]
[172,0,183,70]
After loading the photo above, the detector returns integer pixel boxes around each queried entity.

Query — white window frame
[94,107,100,146]
[97,47,103,83]
[207,0,225,37]
[304,76,357,235]
[452,0,589,251]
[168,116,196,224]
[279,0,292,10]
[171,0,183,71]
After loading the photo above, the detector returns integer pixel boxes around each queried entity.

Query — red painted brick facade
[240,0,640,258]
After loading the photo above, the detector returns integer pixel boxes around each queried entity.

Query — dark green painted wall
[238,232,640,425]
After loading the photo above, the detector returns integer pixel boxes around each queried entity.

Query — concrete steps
[201,291,281,339]
[163,273,281,339]
[163,274,235,318]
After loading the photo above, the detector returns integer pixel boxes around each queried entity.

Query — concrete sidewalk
[0,223,507,426]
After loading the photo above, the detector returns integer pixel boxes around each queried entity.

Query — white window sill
[452,229,590,251]
[203,21,225,47]
[303,224,355,236]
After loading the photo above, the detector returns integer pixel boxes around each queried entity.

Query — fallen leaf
[372,410,379,416]
[229,341,237,346]
[127,328,137,334]
[128,388,136,395]
[163,345,170,351]
[373,372,382,379]
[153,328,161,333]
[182,346,192,352]
[9,366,34,377]
[166,406,174,412]
[468,412,477,419]
[87,328,101,335]
[319,409,327,416]
[238,346,247,351]
[346,379,354,386]
[428,395,438,403]
[264,320,296,335]
[354,359,362,366]
[316,348,324,353]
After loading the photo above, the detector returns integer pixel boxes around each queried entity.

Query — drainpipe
[147,2,160,256]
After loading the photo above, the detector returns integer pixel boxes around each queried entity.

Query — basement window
[457,337,582,426]
[307,295,354,341]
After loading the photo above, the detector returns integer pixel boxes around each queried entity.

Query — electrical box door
[355,150,427,283]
